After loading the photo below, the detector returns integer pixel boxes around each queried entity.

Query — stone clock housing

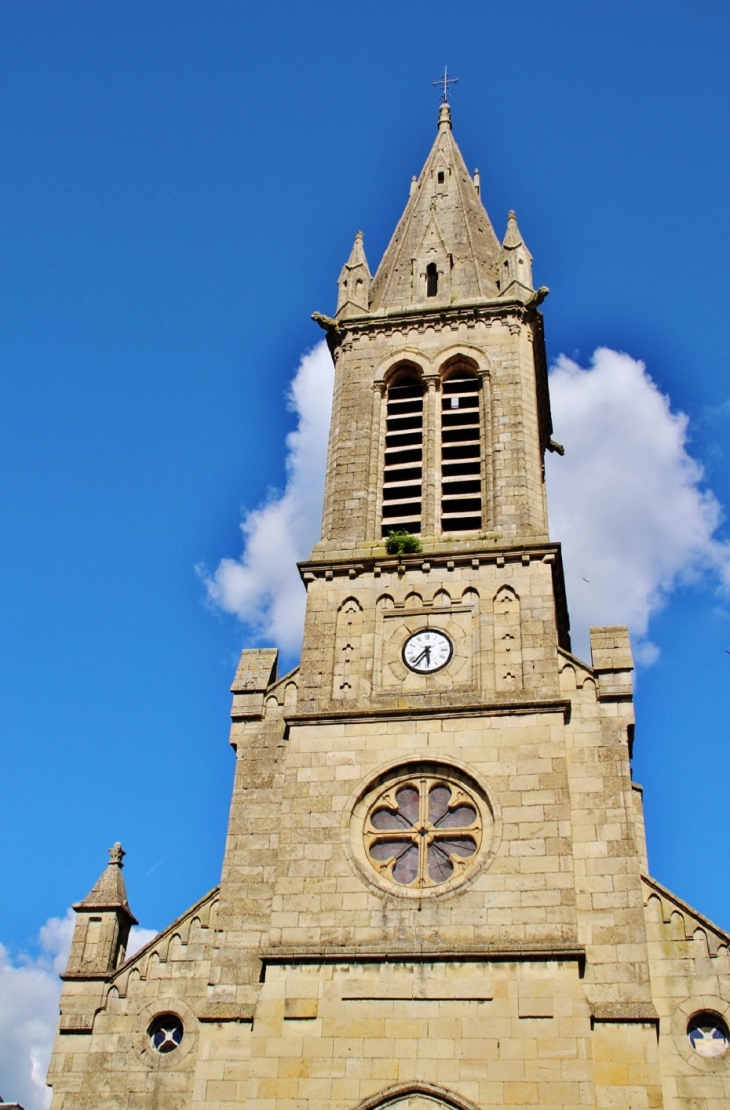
[402,629,453,673]
[48,104,730,1110]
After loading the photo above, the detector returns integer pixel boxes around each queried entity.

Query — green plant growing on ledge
[385,529,423,556]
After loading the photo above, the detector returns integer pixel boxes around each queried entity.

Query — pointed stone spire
[74,842,134,915]
[368,106,501,313]
[64,843,137,979]
[497,210,534,301]
[336,230,372,319]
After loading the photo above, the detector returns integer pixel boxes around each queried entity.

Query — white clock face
[403,630,452,674]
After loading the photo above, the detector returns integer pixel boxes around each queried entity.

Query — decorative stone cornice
[324,297,542,340]
[60,971,114,982]
[300,540,563,581]
[286,698,572,728]
[261,944,585,969]
[230,673,572,732]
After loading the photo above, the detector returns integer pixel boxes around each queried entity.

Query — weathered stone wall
[317,308,550,558]
[297,552,563,717]
[47,614,730,1110]
[643,880,730,1109]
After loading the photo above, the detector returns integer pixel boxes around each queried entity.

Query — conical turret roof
[496,209,535,302]
[74,842,137,921]
[369,103,501,312]
[338,230,371,280]
[336,230,372,318]
[502,209,531,253]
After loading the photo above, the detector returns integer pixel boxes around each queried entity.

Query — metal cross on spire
[433,66,459,102]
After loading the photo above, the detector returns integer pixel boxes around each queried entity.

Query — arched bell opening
[439,360,482,533]
[381,364,425,537]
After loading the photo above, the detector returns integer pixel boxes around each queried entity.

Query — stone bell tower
[315,101,555,561]
[217,100,664,1108]
[48,103,730,1110]
[300,99,566,717]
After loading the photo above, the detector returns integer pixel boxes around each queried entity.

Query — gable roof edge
[642,873,730,946]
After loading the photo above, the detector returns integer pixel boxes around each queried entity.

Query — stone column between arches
[422,374,440,537]
[366,383,386,541]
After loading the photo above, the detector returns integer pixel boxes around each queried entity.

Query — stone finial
[503,210,524,248]
[108,842,125,866]
[348,231,367,268]
[438,102,452,131]
[336,230,372,318]
[473,168,480,197]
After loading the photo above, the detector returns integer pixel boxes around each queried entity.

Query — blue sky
[1,0,730,1017]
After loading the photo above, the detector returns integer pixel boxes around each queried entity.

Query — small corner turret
[336,230,371,319]
[63,842,137,980]
[497,210,534,301]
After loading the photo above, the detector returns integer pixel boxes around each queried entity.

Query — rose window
[364,776,481,888]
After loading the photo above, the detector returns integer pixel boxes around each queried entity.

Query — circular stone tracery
[149,1013,184,1054]
[364,776,482,888]
[688,1013,730,1058]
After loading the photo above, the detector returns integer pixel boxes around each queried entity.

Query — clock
[402,629,453,674]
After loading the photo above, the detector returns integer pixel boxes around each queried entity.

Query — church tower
[48,105,730,1110]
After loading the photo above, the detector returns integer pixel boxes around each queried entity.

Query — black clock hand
[412,647,430,667]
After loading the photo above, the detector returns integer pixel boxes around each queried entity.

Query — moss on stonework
[385,529,423,556]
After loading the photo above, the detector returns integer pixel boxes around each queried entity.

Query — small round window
[149,1013,184,1054]
[688,1013,729,1058]
[364,774,482,889]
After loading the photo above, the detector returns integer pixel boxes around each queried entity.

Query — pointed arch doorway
[353,1082,483,1110]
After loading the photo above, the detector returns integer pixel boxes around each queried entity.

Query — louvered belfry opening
[440,368,483,532]
[381,369,425,536]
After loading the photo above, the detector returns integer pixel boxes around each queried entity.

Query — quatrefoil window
[364,775,481,888]
[688,1013,729,1058]
[149,1013,183,1054]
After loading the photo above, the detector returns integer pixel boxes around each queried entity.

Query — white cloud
[202,340,334,654]
[0,915,156,1110]
[127,926,160,958]
[203,341,730,668]
[546,347,730,663]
